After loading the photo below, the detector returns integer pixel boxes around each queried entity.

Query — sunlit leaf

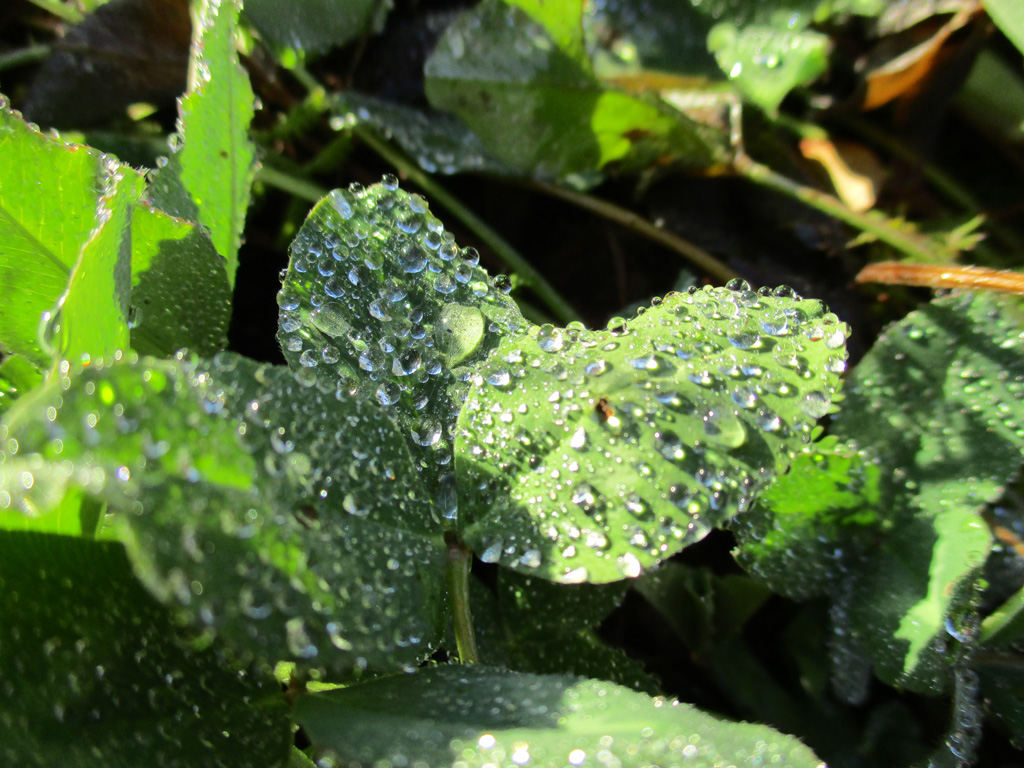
[147,0,256,287]
[456,282,848,583]
[0,531,291,768]
[295,665,826,768]
[0,100,121,367]
[277,180,525,494]
[986,0,1024,58]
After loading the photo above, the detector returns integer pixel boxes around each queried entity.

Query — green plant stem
[355,126,582,325]
[445,533,479,664]
[257,164,326,204]
[524,180,742,285]
[733,153,957,263]
[0,44,50,72]
[25,0,83,23]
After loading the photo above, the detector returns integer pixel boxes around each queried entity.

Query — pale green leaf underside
[0,531,290,768]
[0,353,446,678]
[147,0,256,287]
[277,180,525,490]
[456,283,847,583]
[295,665,825,768]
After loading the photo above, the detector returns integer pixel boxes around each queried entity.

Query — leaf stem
[354,126,582,325]
[445,533,479,664]
[522,180,743,285]
[733,153,959,263]
[0,44,50,72]
[257,164,326,203]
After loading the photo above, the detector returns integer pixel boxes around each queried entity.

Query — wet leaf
[755,292,1024,693]
[243,0,387,57]
[456,282,848,583]
[147,0,256,287]
[333,93,513,176]
[128,202,231,357]
[0,355,42,416]
[472,570,657,692]
[277,180,525,494]
[57,164,145,365]
[424,0,728,178]
[0,530,291,768]
[733,436,883,601]
[708,23,829,114]
[295,665,826,768]
[0,353,447,678]
[0,100,125,367]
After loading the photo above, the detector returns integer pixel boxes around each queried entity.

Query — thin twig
[734,153,959,264]
[856,262,1024,295]
[0,44,51,72]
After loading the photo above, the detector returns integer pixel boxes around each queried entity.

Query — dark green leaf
[277,180,525,493]
[0,353,447,678]
[473,570,657,692]
[147,0,256,287]
[243,0,387,57]
[128,203,231,357]
[0,530,291,768]
[424,0,728,178]
[333,93,513,176]
[456,283,848,583]
[295,665,826,768]
[733,436,884,600]
[0,355,42,415]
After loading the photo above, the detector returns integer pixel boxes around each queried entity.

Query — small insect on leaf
[594,396,615,422]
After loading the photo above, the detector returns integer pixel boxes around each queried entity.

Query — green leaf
[0,353,448,678]
[424,0,728,178]
[147,0,256,287]
[778,291,1024,692]
[0,355,42,415]
[128,203,231,357]
[333,93,513,176]
[56,165,145,365]
[707,23,829,113]
[845,502,989,692]
[0,100,122,366]
[0,530,290,768]
[456,282,848,583]
[243,0,387,57]
[277,180,525,492]
[472,570,658,692]
[986,0,1024,58]
[294,665,826,768]
[733,436,884,600]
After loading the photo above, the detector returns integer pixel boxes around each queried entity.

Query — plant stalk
[733,153,959,264]
[445,533,479,664]
[354,126,582,325]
